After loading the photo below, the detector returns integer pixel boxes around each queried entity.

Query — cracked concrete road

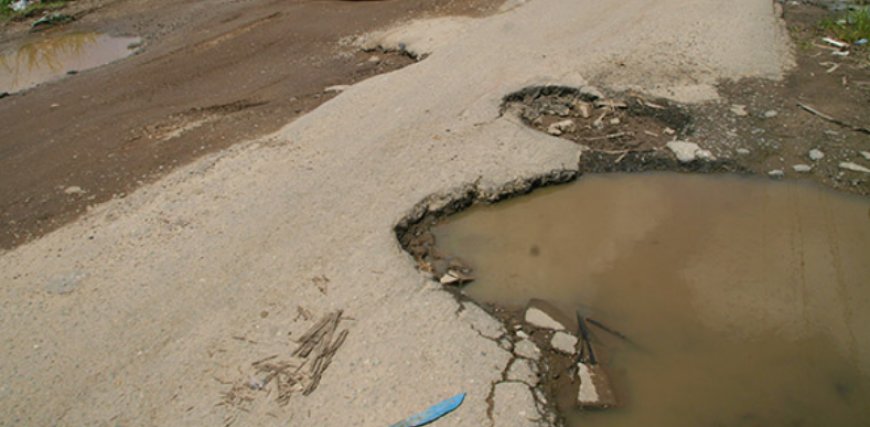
[0,0,791,425]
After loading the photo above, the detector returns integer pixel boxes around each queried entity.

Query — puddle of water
[432,173,870,426]
[0,32,139,93]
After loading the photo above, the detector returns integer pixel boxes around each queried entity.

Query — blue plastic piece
[855,38,868,46]
[389,393,466,427]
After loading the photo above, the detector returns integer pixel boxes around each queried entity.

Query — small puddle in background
[0,32,139,93]
[431,173,870,426]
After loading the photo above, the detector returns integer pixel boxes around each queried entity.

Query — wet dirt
[504,86,692,155]
[0,31,139,93]
[690,2,870,194]
[0,0,502,251]
[505,2,870,197]
[429,173,870,427]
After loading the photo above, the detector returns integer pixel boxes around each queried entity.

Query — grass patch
[820,7,870,44]
[1,0,70,22]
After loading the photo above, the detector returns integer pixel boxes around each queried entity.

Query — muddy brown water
[0,32,139,93]
[431,173,870,426]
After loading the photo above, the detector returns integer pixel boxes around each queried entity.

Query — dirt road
[0,0,498,250]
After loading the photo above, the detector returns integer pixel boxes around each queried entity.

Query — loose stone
[547,119,575,136]
[550,331,578,354]
[839,162,870,173]
[792,164,812,173]
[64,186,85,195]
[666,141,712,163]
[768,169,785,178]
[524,307,565,331]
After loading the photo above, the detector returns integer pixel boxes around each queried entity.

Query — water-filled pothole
[0,32,140,94]
[408,173,870,426]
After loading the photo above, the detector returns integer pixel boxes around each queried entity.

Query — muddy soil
[505,2,869,196]
[0,0,501,250]
[691,2,870,194]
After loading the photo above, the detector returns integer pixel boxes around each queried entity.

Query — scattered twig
[582,132,627,142]
[251,354,279,367]
[304,329,348,396]
[587,147,657,155]
[638,98,665,110]
[797,102,870,135]
[819,61,840,73]
[293,310,342,357]
[294,305,313,322]
[312,275,330,295]
[614,152,628,164]
[220,310,349,411]
[232,335,257,344]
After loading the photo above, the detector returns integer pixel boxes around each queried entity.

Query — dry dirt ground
[0,0,867,426]
[0,0,500,250]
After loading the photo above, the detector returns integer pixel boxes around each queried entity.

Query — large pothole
[398,172,870,426]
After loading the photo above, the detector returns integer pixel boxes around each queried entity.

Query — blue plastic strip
[389,393,466,427]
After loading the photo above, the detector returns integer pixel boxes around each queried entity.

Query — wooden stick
[575,312,597,365]
[582,132,627,141]
[586,318,631,343]
[797,102,870,135]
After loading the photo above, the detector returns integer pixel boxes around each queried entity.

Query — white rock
[609,118,620,125]
[695,149,714,161]
[573,101,591,118]
[324,85,351,93]
[550,331,578,354]
[439,273,458,285]
[576,363,617,408]
[524,307,565,331]
[768,169,784,178]
[792,164,812,173]
[576,364,599,405]
[64,186,85,195]
[514,338,540,359]
[367,56,381,63]
[547,119,575,136]
[736,148,751,155]
[666,141,712,163]
[730,104,748,117]
[763,110,778,118]
[860,151,870,161]
[809,149,825,161]
[516,330,528,339]
[839,162,870,173]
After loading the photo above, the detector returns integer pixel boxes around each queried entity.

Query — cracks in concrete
[393,83,775,427]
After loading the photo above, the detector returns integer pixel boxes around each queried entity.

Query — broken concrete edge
[391,144,757,426]
[500,84,695,138]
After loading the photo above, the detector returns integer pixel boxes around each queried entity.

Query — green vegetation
[821,7,870,44]
[1,0,70,22]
